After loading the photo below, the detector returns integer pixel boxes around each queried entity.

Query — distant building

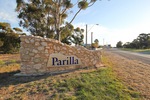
[103,44,112,48]
[84,44,103,50]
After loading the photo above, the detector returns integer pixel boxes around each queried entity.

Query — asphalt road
[105,48,150,65]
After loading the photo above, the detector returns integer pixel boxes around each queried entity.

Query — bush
[0,32,20,54]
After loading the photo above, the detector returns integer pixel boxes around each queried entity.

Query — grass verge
[121,48,150,54]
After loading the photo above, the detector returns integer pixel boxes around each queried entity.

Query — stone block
[41,42,47,46]
[33,64,42,69]
[32,49,38,53]
[23,55,31,61]
[37,46,44,51]
[33,58,42,63]
[30,39,34,43]
[35,42,40,46]
[25,39,30,43]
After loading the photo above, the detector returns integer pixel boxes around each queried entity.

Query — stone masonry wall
[20,35,102,75]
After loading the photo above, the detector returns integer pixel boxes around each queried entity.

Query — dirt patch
[103,51,150,100]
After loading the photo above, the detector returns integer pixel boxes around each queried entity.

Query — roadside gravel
[103,51,150,100]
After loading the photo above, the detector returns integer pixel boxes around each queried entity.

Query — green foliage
[116,41,123,48]
[0,22,10,30]
[0,32,20,53]
[123,33,150,49]
[0,22,23,54]
[60,23,74,42]
[0,22,13,32]
[68,27,84,45]
[13,27,23,32]
[78,1,89,9]
[63,0,73,9]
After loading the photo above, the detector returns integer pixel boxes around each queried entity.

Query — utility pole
[85,24,98,47]
[103,38,105,46]
[85,24,88,47]
[91,32,93,45]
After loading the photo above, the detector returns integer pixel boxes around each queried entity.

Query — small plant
[0,60,5,65]
[10,60,16,63]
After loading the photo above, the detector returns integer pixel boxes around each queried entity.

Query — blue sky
[1,0,150,46]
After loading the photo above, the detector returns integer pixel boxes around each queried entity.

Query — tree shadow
[0,68,81,87]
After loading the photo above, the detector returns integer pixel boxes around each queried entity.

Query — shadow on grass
[0,68,83,87]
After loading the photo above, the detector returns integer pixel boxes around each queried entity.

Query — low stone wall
[19,35,102,75]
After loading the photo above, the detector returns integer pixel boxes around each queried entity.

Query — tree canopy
[0,22,23,53]
[116,41,123,48]
[69,27,84,46]
[118,33,150,49]
[16,0,98,42]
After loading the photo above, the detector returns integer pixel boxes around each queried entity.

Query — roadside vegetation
[0,54,141,100]
[0,22,25,54]
[121,48,150,54]
[103,51,150,99]
[116,33,150,49]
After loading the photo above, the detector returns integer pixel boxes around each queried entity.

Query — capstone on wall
[20,35,102,75]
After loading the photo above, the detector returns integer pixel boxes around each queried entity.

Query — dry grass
[0,54,20,61]
[103,51,150,100]
[0,68,140,100]
[0,64,20,73]
[0,54,20,73]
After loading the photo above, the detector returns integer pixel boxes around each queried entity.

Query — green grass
[121,48,150,54]
[0,60,5,65]
[1,68,140,100]
[10,59,16,63]
[55,68,140,100]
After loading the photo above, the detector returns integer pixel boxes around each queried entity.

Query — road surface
[105,48,150,65]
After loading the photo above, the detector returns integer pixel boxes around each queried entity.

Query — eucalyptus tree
[123,33,150,49]
[0,22,13,33]
[16,0,97,41]
[16,0,48,37]
[0,22,22,53]
[137,33,150,49]
[116,41,123,48]
[69,27,84,46]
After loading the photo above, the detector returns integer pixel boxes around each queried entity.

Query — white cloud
[0,12,18,23]
[0,0,19,24]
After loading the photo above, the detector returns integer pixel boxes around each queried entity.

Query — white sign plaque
[47,53,82,67]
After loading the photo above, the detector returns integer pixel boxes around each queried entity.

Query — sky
[0,0,150,47]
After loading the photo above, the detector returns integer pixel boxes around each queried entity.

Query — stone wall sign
[47,53,82,67]
[18,35,102,75]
